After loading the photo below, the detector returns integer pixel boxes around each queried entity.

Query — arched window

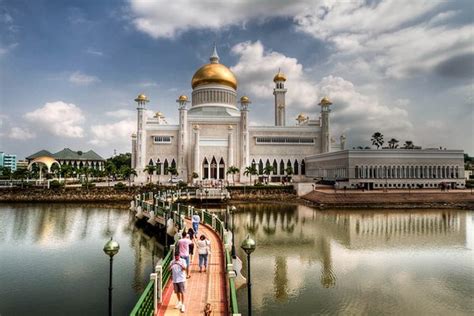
[251,159,256,169]
[355,166,359,179]
[272,159,278,175]
[148,159,154,166]
[203,158,209,179]
[280,160,285,175]
[258,159,264,175]
[156,159,161,175]
[219,158,225,180]
[301,160,305,175]
[171,159,176,169]
[211,157,217,179]
[294,160,299,175]
[164,159,169,175]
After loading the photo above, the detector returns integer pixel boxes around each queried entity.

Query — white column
[228,125,234,167]
[193,125,200,178]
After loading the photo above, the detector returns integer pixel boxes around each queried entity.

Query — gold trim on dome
[134,93,149,102]
[178,95,188,101]
[319,96,332,106]
[240,96,250,103]
[191,63,238,90]
[273,70,287,82]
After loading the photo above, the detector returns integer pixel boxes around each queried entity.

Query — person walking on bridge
[177,232,193,278]
[192,212,201,234]
[170,254,187,313]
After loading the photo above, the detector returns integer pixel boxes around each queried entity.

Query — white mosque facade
[132,46,342,183]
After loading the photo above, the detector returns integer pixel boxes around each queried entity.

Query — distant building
[26,148,105,170]
[0,152,17,171]
[305,149,466,189]
[16,160,28,170]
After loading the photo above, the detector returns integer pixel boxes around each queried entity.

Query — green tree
[79,166,93,189]
[388,138,399,149]
[403,140,414,149]
[371,132,384,149]
[244,165,257,185]
[120,166,137,186]
[60,164,74,187]
[165,166,178,183]
[144,164,156,183]
[107,153,131,171]
[285,165,294,181]
[105,162,117,187]
[263,165,274,184]
[226,166,240,184]
[0,166,12,179]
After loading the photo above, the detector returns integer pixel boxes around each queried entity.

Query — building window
[255,137,314,144]
[154,136,172,143]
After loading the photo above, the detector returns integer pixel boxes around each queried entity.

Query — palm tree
[244,165,257,185]
[143,164,156,183]
[79,166,93,189]
[105,162,116,187]
[120,166,137,186]
[285,165,293,182]
[388,138,399,149]
[61,164,74,187]
[371,132,384,149]
[165,166,178,182]
[263,165,274,184]
[226,166,240,184]
[403,140,414,149]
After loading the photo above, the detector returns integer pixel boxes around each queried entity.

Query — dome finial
[210,42,219,64]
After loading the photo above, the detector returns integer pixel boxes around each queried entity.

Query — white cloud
[24,101,85,138]
[127,0,312,39]
[138,81,159,88]
[106,109,135,119]
[294,1,473,79]
[69,71,100,85]
[230,41,318,110]
[85,48,104,56]
[8,127,36,140]
[0,42,18,56]
[89,119,135,146]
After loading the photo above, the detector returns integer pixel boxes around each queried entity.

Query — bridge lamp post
[103,237,120,316]
[241,235,256,316]
[164,206,170,251]
[230,205,237,258]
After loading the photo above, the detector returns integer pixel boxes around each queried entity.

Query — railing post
[188,205,192,218]
[212,214,216,230]
[155,264,163,304]
[151,272,158,312]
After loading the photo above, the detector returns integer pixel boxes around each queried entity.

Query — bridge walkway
[156,218,227,315]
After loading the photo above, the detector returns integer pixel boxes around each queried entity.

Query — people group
[171,212,212,313]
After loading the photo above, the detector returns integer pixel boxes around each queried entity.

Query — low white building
[305,149,466,189]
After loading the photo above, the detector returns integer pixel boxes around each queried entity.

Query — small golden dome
[273,70,287,82]
[134,93,149,102]
[319,96,332,106]
[154,111,164,118]
[178,95,188,101]
[240,96,250,103]
[191,63,238,90]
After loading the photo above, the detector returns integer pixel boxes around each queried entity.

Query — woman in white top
[196,234,211,272]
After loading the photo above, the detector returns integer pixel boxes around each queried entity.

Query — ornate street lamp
[103,237,120,316]
[241,235,256,316]
[230,205,237,258]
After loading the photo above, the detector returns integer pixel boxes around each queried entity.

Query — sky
[0,0,473,160]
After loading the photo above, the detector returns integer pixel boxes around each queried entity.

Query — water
[1,203,473,315]
[0,204,162,315]
[232,204,474,316]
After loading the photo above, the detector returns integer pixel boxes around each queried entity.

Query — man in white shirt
[192,212,201,234]
[170,254,187,313]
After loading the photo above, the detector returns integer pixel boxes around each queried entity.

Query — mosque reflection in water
[231,204,471,313]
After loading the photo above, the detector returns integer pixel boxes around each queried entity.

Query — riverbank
[303,189,474,209]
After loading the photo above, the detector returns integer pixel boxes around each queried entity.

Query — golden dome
[178,95,188,101]
[191,63,238,90]
[134,93,149,102]
[273,70,287,82]
[319,96,332,106]
[154,111,164,118]
[240,96,250,103]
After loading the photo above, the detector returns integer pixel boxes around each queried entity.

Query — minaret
[176,95,189,180]
[273,69,287,126]
[134,93,149,174]
[319,96,332,153]
[239,96,251,179]
[210,42,219,64]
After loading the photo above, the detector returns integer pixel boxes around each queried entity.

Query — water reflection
[233,205,473,315]
[0,204,163,315]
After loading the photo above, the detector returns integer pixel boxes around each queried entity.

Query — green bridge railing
[130,190,240,316]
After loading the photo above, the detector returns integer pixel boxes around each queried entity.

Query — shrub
[114,182,126,189]
[82,182,96,188]
[49,180,63,189]
[466,180,474,188]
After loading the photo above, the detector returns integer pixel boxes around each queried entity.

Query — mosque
[131,45,343,184]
